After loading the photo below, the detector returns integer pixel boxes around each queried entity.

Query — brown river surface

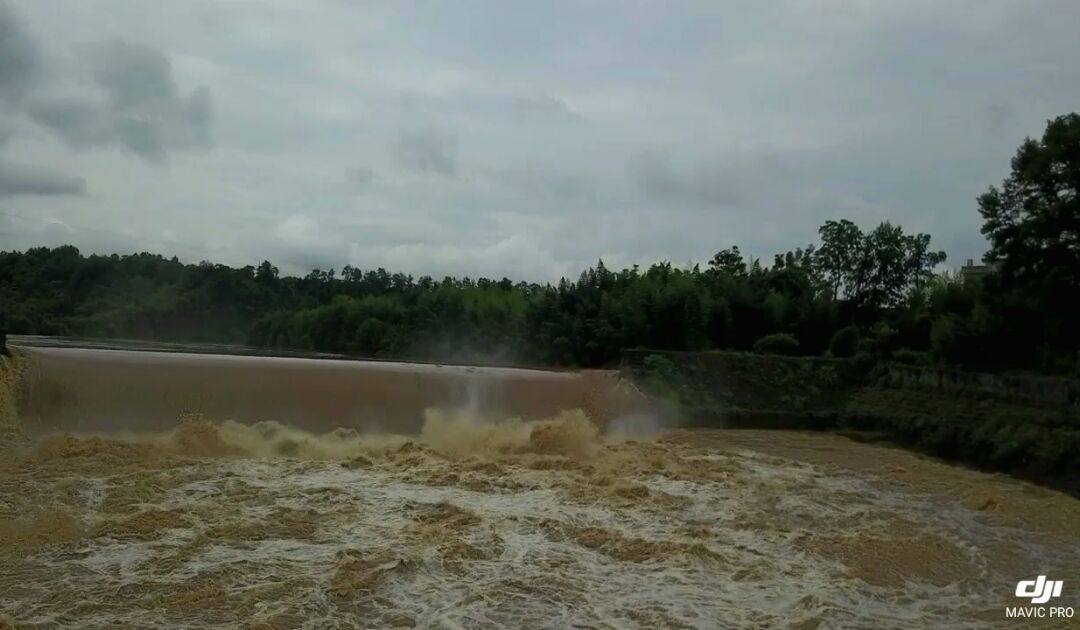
[0,347,1078,628]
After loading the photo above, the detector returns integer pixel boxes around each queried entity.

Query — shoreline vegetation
[2,114,1078,491]
[628,350,1079,496]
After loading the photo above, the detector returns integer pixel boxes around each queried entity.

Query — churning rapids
[1,354,1078,628]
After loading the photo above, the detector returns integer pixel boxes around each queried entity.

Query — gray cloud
[1,0,1079,279]
[347,166,374,186]
[28,40,213,161]
[394,128,457,178]
[0,0,213,211]
[0,159,85,196]
[493,160,594,204]
[628,152,740,208]
[0,5,82,199]
[0,1,38,104]
[506,94,574,116]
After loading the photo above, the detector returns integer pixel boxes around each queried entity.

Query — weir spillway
[4,336,647,435]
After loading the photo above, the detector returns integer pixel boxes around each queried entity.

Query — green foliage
[752,333,800,355]
[861,322,898,358]
[828,326,860,357]
[639,355,684,404]
[891,349,931,366]
[846,388,1080,482]
[0,216,1011,369]
[816,219,863,300]
[642,354,680,382]
[632,349,1077,488]
[707,246,746,276]
[0,198,959,367]
[969,113,1080,372]
[627,350,866,422]
[979,113,1080,289]
[851,351,878,376]
[816,219,946,309]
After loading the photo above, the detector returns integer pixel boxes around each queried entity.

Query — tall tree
[854,222,945,308]
[708,246,746,276]
[816,219,944,309]
[978,113,1080,289]
[816,219,863,299]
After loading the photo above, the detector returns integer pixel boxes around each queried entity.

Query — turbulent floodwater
[1,409,1079,628]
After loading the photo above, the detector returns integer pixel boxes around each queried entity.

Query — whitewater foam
[1,414,1077,628]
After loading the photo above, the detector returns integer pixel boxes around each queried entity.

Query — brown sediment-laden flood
[1,348,1078,628]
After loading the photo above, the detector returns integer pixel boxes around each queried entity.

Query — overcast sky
[1,1,1078,280]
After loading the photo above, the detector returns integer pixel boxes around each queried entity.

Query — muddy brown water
[0,348,1078,629]
[8,345,646,434]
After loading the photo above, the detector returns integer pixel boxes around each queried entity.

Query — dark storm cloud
[0,0,38,104]
[394,128,458,177]
[0,159,85,196]
[28,40,213,161]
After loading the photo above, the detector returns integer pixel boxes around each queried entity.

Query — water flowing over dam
[6,338,647,436]
[1,338,1078,628]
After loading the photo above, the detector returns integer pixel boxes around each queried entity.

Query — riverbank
[626,350,1080,495]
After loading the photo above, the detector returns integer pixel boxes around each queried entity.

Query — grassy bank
[629,350,1080,494]
[625,350,865,421]
[844,388,1078,491]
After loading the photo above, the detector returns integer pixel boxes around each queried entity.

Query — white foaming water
[1,413,1077,628]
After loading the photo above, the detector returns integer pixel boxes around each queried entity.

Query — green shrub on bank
[891,349,932,366]
[631,349,1079,491]
[828,326,860,357]
[845,388,1080,484]
[752,333,800,356]
[641,355,680,394]
[626,349,867,423]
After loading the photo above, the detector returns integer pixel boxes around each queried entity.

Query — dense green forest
[2,114,1078,375]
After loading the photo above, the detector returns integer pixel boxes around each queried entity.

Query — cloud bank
[1,0,1078,280]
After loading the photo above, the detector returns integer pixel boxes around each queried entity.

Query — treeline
[0,221,945,367]
[2,114,1078,374]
